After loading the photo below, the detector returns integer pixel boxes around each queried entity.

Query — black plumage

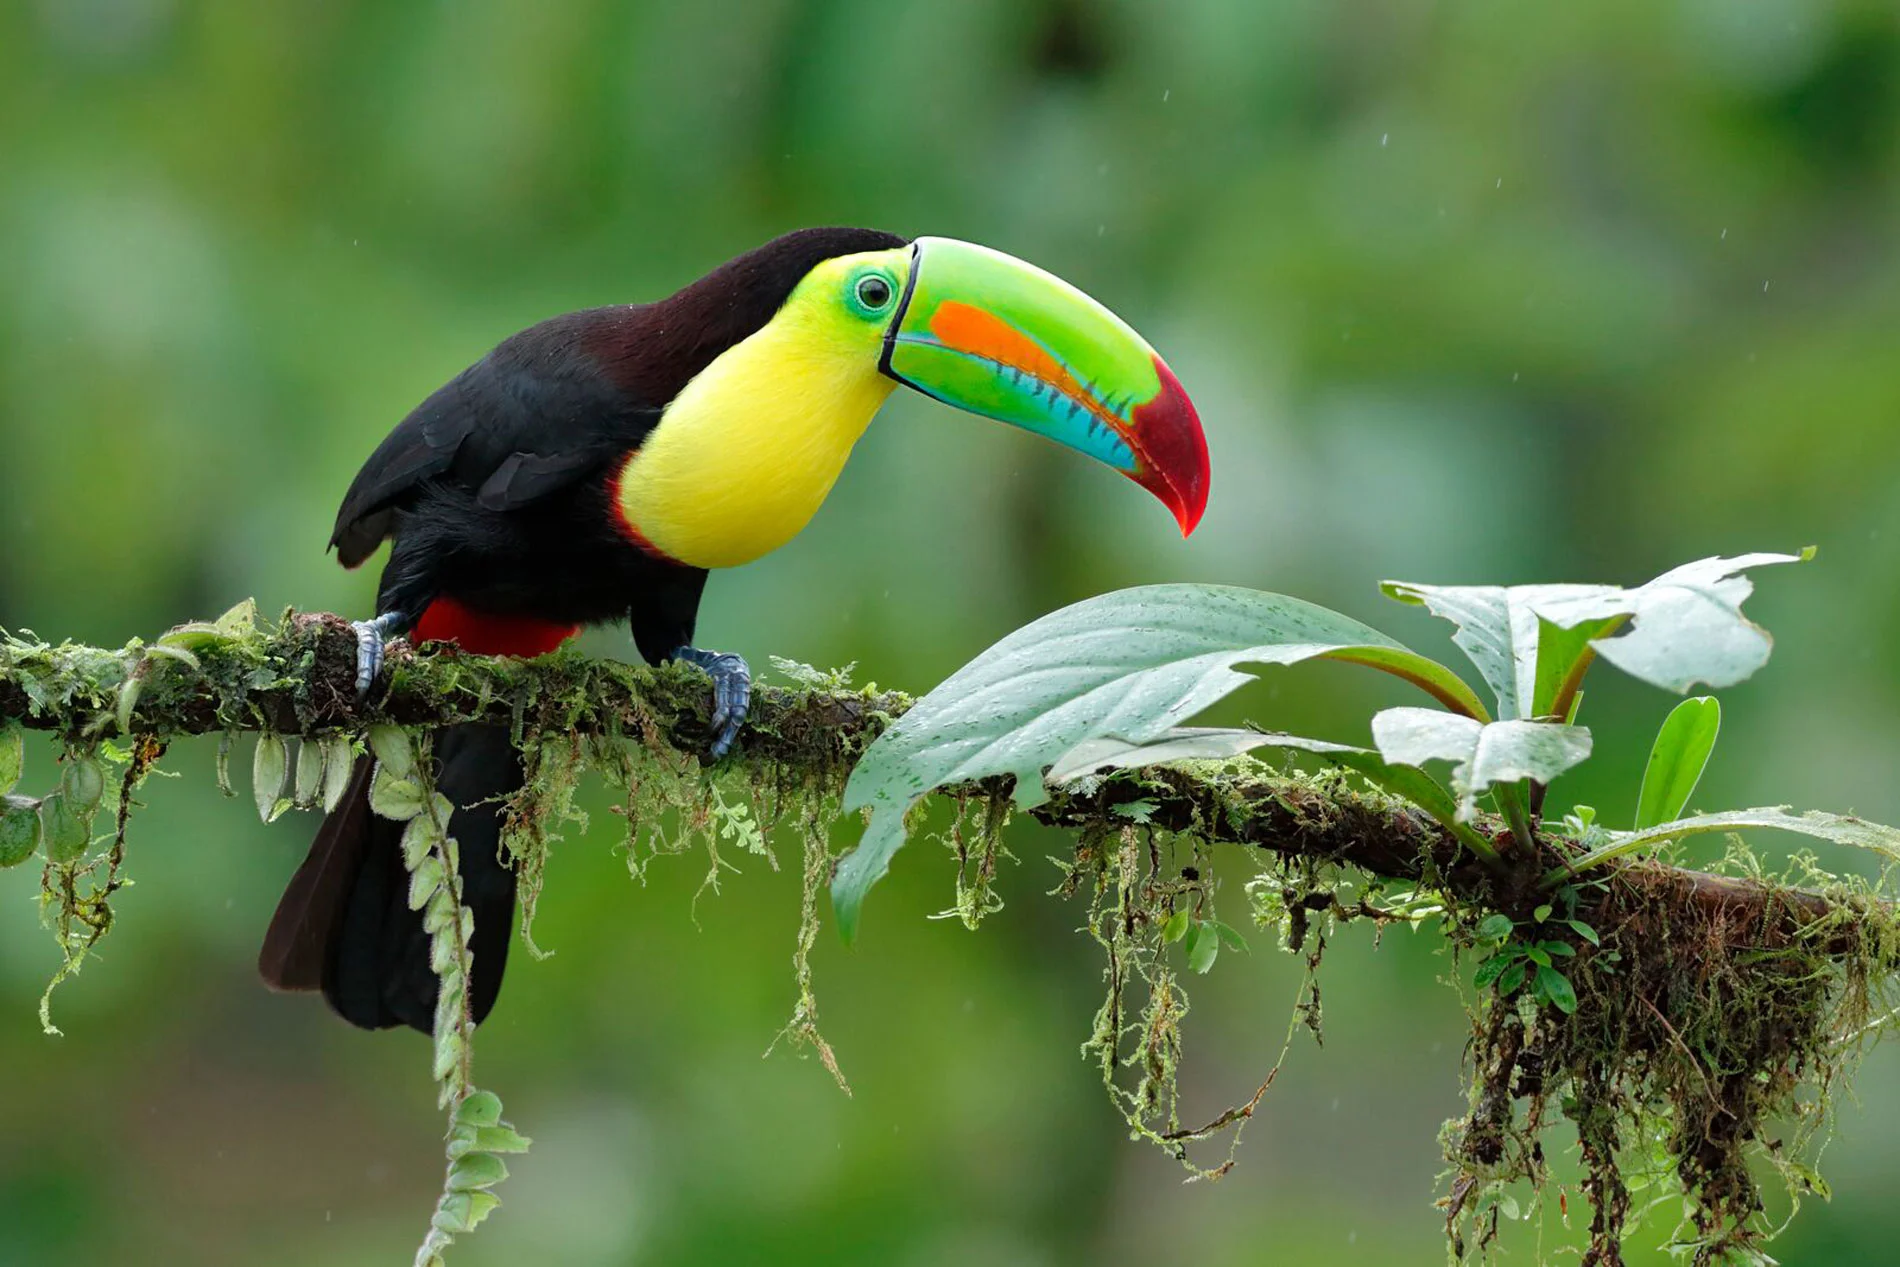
[261,226,909,1032]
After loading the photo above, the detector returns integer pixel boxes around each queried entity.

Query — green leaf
[1161,910,1190,943]
[61,755,105,810]
[1370,708,1592,820]
[1536,964,1578,1014]
[471,1125,532,1154]
[252,734,287,823]
[1532,614,1623,722]
[1472,955,1510,989]
[369,767,425,821]
[0,728,22,796]
[320,737,356,813]
[369,724,417,780]
[1543,941,1575,957]
[1207,918,1249,951]
[432,1190,502,1233]
[1525,946,1550,967]
[1184,921,1220,973]
[0,795,42,868]
[1497,961,1526,994]
[39,791,91,863]
[214,597,258,638]
[1634,697,1720,830]
[1547,806,1900,884]
[409,855,445,910]
[448,1152,509,1191]
[294,739,325,809]
[154,622,219,652]
[455,1091,504,1127]
[1112,798,1157,823]
[1532,904,1552,922]
[1476,913,1515,942]
[1567,920,1600,946]
[832,585,1481,941]
[401,815,438,868]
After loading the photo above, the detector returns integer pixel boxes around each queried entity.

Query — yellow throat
[614,250,906,570]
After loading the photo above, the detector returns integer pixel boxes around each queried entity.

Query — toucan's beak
[878,237,1209,535]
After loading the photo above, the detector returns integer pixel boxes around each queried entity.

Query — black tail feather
[258,725,522,1033]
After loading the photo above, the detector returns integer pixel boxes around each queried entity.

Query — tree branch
[0,612,1871,951]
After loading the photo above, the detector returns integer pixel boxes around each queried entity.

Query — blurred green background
[3,1,1898,1263]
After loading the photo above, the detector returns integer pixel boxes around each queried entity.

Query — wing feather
[329,309,662,566]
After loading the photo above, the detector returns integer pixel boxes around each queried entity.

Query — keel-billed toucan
[259,227,1209,1032]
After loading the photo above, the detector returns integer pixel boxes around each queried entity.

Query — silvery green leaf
[252,734,287,823]
[1371,708,1592,820]
[1529,550,1812,694]
[408,855,445,909]
[402,815,438,868]
[294,739,325,809]
[835,584,1480,942]
[1380,582,1604,720]
[320,736,356,813]
[369,724,417,780]
[369,767,424,821]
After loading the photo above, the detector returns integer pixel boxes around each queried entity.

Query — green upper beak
[877,237,1209,534]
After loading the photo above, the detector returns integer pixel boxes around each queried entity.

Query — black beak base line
[877,241,924,383]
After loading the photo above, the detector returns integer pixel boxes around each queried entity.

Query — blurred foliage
[1,1,1898,1263]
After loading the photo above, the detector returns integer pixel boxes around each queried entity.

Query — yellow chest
[613,315,896,570]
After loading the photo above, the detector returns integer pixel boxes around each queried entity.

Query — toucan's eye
[855,275,893,310]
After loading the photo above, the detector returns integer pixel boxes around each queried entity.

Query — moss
[7,612,1899,1263]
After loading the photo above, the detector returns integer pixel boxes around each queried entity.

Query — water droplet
[1380,132,1389,147]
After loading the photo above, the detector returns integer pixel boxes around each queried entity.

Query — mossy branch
[0,611,1874,951]
[7,610,1896,1264]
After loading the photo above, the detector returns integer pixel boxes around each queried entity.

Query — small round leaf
[0,796,42,867]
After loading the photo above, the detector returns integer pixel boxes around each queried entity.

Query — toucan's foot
[672,647,751,759]
[350,612,407,697]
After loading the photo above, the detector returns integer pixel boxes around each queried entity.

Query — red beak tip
[1130,356,1209,539]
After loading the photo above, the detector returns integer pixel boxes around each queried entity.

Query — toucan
[258,227,1209,1033]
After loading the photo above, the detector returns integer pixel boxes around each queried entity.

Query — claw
[672,646,751,759]
[350,612,406,698]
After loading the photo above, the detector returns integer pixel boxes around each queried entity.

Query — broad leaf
[1371,708,1592,821]
[1384,550,1810,716]
[833,584,1480,942]
[1634,697,1720,830]
[1530,550,1812,694]
[1549,807,1900,882]
[1381,582,1604,720]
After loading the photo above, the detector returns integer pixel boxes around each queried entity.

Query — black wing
[330,308,663,567]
